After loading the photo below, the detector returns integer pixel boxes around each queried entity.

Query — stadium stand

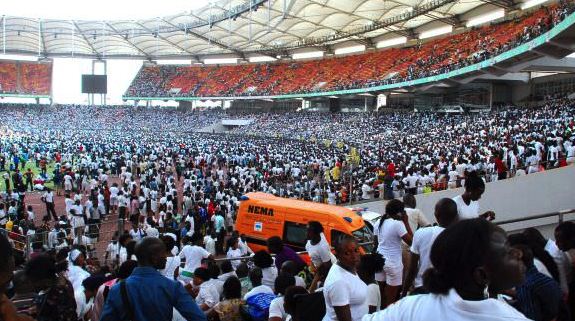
[0,61,52,96]
[1,1,575,321]
[125,3,573,98]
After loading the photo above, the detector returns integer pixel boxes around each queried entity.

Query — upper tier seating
[0,61,52,96]
[125,3,573,98]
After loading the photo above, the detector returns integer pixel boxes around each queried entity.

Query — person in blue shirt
[100,237,206,321]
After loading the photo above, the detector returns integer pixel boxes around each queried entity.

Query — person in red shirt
[384,160,396,200]
[494,153,508,180]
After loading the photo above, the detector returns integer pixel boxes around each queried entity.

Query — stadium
[0,0,574,320]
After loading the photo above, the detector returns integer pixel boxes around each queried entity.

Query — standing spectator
[226,237,243,270]
[267,236,306,273]
[25,254,78,321]
[243,267,274,300]
[305,221,332,272]
[452,172,495,220]
[179,234,213,274]
[323,235,367,321]
[358,254,385,313]
[42,188,57,221]
[362,219,528,321]
[494,153,508,180]
[373,199,412,308]
[403,198,459,296]
[100,237,206,321]
[206,277,245,321]
[23,168,33,192]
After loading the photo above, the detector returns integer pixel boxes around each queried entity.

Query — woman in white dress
[373,199,412,308]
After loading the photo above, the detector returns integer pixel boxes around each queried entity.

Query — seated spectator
[235,263,252,297]
[244,267,274,300]
[269,273,296,321]
[281,261,307,288]
[189,267,219,312]
[253,250,278,290]
[206,276,245,321]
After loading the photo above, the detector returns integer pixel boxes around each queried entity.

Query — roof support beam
[424,13,461,27]
[38,19,47,57]
[135,22,194,56]
[104,22,151,59]
[73,21,101,57]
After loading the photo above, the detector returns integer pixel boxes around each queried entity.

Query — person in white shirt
[75,275,105,321]
[402,194,430,233]
[237,234,254,256]
[160,235,181,280]
[179,234,213,273]
[452,172,495,221]
[323,236,368,321]
[109,183,119,216]
[67,249,91,291]
[253,250,278,290]
[305,221,332,272]
[188,267,220,311]
[358,254,385,313]
[203,232,217,256]
[269,273,296,321]
[447,164,459,189]
[373,199,413,308]
[361,182,373,200]
[243,267,274,300]
[226,237,243,270]
[364,218,529,321]
[403,198,459,296]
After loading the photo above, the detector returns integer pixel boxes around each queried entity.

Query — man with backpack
[100,237,206,321]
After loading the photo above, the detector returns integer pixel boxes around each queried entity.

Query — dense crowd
[0,192,574,321]
[0,97,573,321]
[0,104,224,133]
[125,3,574,98]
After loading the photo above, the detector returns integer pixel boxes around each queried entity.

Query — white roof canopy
[0,0,501,59]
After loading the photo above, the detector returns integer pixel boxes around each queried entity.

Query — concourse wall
[361,165,575,236]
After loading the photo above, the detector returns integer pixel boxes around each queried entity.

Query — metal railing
[495,209,574,226]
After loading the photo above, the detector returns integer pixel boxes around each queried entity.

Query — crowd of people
[125,2,574,98]
[0,187,574,321]
[0,95,573,321]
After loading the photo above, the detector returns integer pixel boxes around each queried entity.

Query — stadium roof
[0,0,518,60]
